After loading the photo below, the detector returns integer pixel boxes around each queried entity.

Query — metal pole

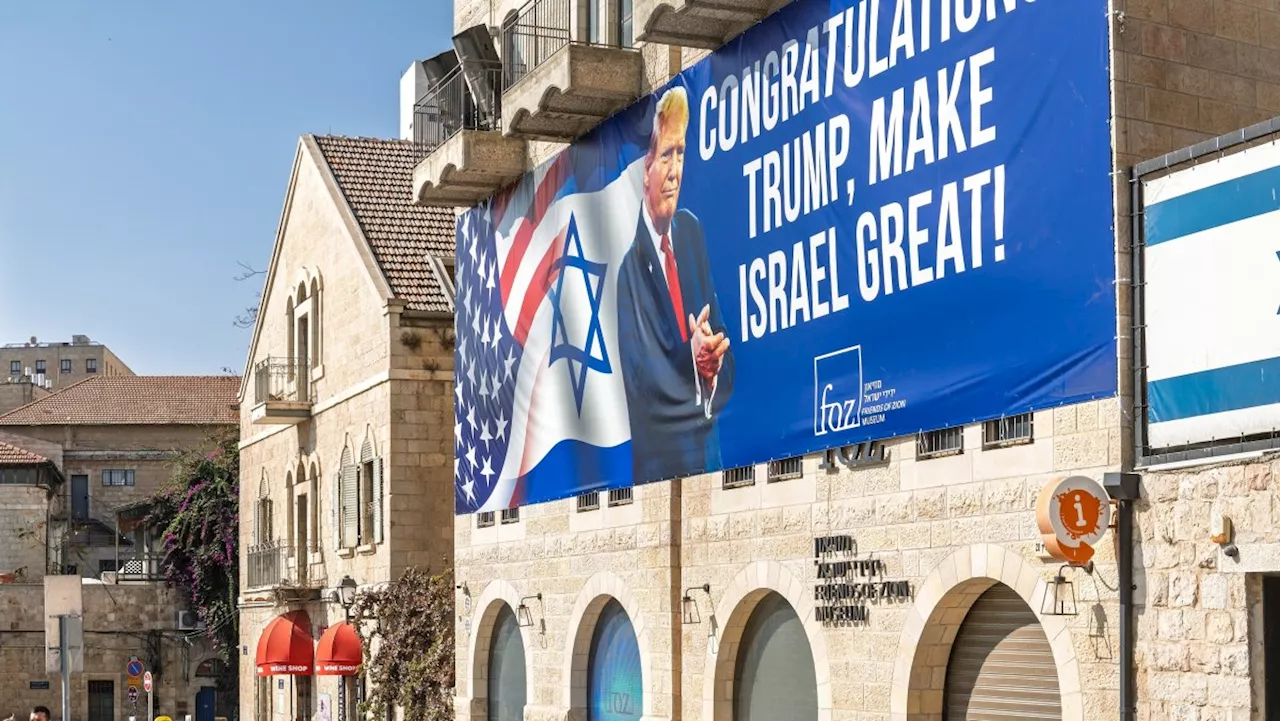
[1118,497,1136,721]
[59,615,70,721]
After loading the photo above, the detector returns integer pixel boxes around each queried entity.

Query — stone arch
[888,544,1083,721]
[563,571,655,716]
[466,580,536,702]
[702,560,833,721]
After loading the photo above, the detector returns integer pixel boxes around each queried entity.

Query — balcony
[635,0,781,49]
[247,541,324,599]
[412,64,527,207]
[500,0,645,142]
[250,357,312,426]
[116,552,164,582]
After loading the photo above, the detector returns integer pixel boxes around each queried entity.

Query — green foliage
[143,428,240,701]
[351,564,455,721]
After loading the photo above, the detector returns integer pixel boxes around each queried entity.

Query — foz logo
[814,345,863,436]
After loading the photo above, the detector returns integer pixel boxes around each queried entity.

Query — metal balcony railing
[254,357,310,405]
[247,540,286,589]
[502,0,571,91]
[116,552,164,581]
[412,65,504,163]
[501,0,631,91]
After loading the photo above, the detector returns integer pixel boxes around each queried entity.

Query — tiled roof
[311,135,457,313]
[0,376,240,426]
[0,439,49,466]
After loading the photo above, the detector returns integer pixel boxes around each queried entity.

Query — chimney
[400,60,430,142]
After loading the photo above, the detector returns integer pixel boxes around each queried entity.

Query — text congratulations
[697,0,1025,343]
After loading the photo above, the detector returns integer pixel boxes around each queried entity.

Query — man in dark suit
[616,86,735,482]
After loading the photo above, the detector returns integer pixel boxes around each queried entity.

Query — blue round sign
[127,659,144,677]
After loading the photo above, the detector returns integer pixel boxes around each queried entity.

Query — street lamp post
[336,575,357,721]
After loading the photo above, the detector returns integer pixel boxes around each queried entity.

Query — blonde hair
[649,86,690,152]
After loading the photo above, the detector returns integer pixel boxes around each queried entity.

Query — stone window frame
[459,579,537,721]
[702,560,833,721]
[887,543,1084,721]
[562,571,658,718]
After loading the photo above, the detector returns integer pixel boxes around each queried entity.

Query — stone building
[1124,114,1280,719]
[1,335,134,395]
[0,375,239,721]
[235,135,456,721]
[409,0,1280,719]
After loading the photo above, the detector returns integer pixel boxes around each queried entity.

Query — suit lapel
[634,210,683,348]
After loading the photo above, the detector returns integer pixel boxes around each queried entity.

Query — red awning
[255,611,314,676]
[315,622,362,676]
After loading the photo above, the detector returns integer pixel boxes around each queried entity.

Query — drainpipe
[1105,472,1141,721]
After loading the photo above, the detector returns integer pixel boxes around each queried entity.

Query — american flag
[454,156,578,514]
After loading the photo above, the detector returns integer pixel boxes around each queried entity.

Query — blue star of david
[548,213,611,415]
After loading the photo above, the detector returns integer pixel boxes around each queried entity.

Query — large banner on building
[1142,139,1280,450]
[454,0,1116,513]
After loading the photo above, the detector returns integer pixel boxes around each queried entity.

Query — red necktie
[660,233,688,342]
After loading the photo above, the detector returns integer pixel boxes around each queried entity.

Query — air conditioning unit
[176,610,206,632]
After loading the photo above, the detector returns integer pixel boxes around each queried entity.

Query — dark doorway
[88,680,114,721]
[1265,577,1280,719]
[71,474,89,519]
[196,687,216,721]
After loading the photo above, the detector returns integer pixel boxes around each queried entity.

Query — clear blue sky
[0,1,455,375]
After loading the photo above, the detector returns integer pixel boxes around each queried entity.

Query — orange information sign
[1035,475,1112,565]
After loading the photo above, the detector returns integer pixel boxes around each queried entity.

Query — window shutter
[332,472,341,551]
[372,458,384,544]
[341,463,359,547]
[253,502,260,547]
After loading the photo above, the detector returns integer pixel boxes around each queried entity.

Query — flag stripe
[500,155,573,302]
[513,230,565,345]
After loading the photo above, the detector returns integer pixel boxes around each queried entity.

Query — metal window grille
[982,413,1034,449]
[500,507,521,524]
[917,426,964,460]
[767,457,803,482]
[477,511,496,528]
[607,487,633,506]
[722,465,756,489]
[577,492,601,512]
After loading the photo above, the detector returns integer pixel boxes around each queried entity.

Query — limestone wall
[1133,459,1280,721]
[453,400,1127,720]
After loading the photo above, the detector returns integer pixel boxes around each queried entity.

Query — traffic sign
[128,686,139,704]
[127,656,144,678]
[142,672,152,693]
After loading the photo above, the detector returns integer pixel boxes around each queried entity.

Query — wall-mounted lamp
[1041,565,1082,617]
[682,584,711,625]
[517,593,543,628]
[1212,514,1238,559]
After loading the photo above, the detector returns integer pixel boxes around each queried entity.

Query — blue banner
[454,0,1117,513]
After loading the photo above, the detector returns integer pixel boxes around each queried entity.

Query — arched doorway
[587,599,642,720]
[944,583,1062,719]
[487,605,526,721]
[732,592,817,721]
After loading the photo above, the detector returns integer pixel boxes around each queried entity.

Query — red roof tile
[0,376,240,426]
[311,135,457,314]
[0,439,49,466]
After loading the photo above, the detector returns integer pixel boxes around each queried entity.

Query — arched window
[487,605,526,721]
[732,593,817,721]
[587,599,642,720]
[308,461,320,553]
[254,476,273,547]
